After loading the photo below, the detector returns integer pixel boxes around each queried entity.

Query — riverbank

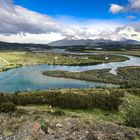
[0,64,22,72]
[43,66,140,88]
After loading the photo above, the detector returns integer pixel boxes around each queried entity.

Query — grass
[100,50,140,57]
[0,51,129,66]
[0,88,139,124]
[0,51,26,64]
[0,88,140,139]
[1,90,140,138]
[66,47,140,57]
[55,89,140,124]
[18,88,140,125]
[0,51,23,72]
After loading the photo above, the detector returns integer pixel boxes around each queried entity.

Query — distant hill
[0,41,51,51]
[48,38,140,47]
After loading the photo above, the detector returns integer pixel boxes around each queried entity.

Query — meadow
[0,51,129,66]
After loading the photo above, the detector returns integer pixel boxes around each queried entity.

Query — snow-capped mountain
[48,37,140,46]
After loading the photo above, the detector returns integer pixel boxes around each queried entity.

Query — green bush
[126,89,140,97]
[0,90,124,111]
[53,110,65,116]
[125,108,140,128]
[0,102,16,113]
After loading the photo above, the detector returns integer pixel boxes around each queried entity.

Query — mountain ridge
[48,38,140,46]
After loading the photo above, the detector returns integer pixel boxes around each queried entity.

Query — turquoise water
[0,54,140,93]
[0,64,117,93]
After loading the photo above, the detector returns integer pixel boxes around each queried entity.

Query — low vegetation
[0,88,140,139]
[66,46,140,57]
[0,51,129,67]
[0,89,124,111]
[43,66,140,88]
[0,102,16,113]
[125,107,140,128]
[0,64,22,72]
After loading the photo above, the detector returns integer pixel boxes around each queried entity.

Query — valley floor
[0,50,129,66]
[0,49,140,140]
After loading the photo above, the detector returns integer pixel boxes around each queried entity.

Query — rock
[32,122,41,133]
[47,127,55,134]
[56,123,63,128]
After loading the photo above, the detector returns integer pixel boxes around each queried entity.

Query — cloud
[0,0,66,35]
[96,23,140,41]
[0,33,65,44]
[130,0,140,10]
[109,4,125,14]
[109,0,140,14]
[0,0,140,43]
[0,0,97,42]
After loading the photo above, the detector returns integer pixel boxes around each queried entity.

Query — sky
[0,0,140,44]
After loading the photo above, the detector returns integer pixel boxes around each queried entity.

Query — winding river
[0,52,140,93]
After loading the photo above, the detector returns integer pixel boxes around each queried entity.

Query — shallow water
[0,53,140,93]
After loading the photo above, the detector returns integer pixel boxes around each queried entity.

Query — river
[0,52,140,93]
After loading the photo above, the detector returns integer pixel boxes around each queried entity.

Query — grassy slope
[0,89,140,139]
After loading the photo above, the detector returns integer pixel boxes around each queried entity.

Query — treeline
[0,89,124,111]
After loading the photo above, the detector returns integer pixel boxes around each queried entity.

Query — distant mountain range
[48,38,140,46]
[0,38,140,51]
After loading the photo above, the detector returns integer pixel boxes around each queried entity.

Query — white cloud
[0,0,97,43]
[0,33,65,44]
[0,0,140,43]
[0,0,65,34]
[109,4,125,14]
[130,0,140,10]
[110,0,140,14]
[96,23,140,41]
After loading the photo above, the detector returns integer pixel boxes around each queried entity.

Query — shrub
[126,89,140,97]
[0,102,16,113]
[0,90,124,111]
[53,110,65,116]
[125,108,140,128]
